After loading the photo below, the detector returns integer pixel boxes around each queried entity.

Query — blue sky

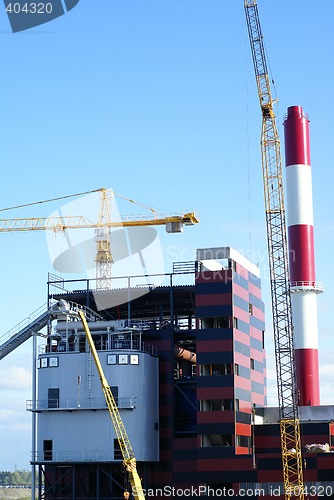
[0,0,334,471]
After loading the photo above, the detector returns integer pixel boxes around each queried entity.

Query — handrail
[0,303,48,344]
[0,300,104,360]
[31,449,117,463]
[290,281,324,292]
[27,396,137,411]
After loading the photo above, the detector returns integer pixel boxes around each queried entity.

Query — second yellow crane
[244,1,304,498]
[0,188,199,289]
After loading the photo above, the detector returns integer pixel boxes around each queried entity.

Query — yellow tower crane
[244,2,304,499]
[0,187,199,289]
[77,308,145,499]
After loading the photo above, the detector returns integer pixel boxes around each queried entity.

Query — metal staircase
[0,300,103,360]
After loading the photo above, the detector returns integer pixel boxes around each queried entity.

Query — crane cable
[0,188,171,216]
[0,188,102,213]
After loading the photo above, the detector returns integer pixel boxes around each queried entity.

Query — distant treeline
[0,470,32,486]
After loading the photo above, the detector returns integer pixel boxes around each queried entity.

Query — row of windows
[200,313,256,330]
[199,316,265,347]
[38,354,140,369]
[201,317,231,329]
[107,353,139,365]
[200,363,232,376]
[200,361,259,376]
[38,357,59,369]
[199,398,249,412]
[200,399,234,411]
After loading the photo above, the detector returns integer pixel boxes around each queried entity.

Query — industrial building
[0,0,332,497]
[0,100,329,497]
[6,246,327,499]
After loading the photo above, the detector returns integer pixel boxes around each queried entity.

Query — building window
[235,399,240,411]
[113,438,122,460]
[222,399,233,410]
[236,435,251,450]
[250,358,255,370]
[201,434,232,447]
[200,399,234,411]
[199,365,208,376]
[200,318,212,329]
[49,357,59,367]
[199,363,232,376]
[110,386,118,406]
[48,388,59,409]
[233,317,238,329]
[43,440,53,461]
[217,317,230,328]
[130,354,139,365]
[248,303,253,315]
[212,400,223,411]
[234,363,239,376]
[213,363,231,375]
[107,354,117,365]
[118,354,128,364]
[200,317,231,329]
[262,330,265,349]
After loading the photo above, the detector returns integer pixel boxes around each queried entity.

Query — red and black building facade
[48,247,334,499]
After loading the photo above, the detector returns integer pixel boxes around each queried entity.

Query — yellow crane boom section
[0,188,199,289]
[0,212,199,232]
[77,310,145,500]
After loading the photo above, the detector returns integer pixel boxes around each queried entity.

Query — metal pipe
[174,346,196,363]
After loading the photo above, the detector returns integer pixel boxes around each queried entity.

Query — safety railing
[0,303,48,345]
[290,280,324,292]
[26,396,137,411]
[31,449,118,463]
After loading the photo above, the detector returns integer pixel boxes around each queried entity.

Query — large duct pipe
[283,105,323,406]
[174,346,196,363]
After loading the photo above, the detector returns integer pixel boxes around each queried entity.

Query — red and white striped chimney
[283,105,323,406]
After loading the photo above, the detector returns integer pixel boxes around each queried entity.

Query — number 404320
[6,3,53,14]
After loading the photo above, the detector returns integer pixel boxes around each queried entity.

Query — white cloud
[0,408,30,430]
[0,366,31,391]
[319,362,334,406]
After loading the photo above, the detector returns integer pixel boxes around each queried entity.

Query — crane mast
[244,1,304,498]
[94,188,113,289]
[77,310,145,500]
